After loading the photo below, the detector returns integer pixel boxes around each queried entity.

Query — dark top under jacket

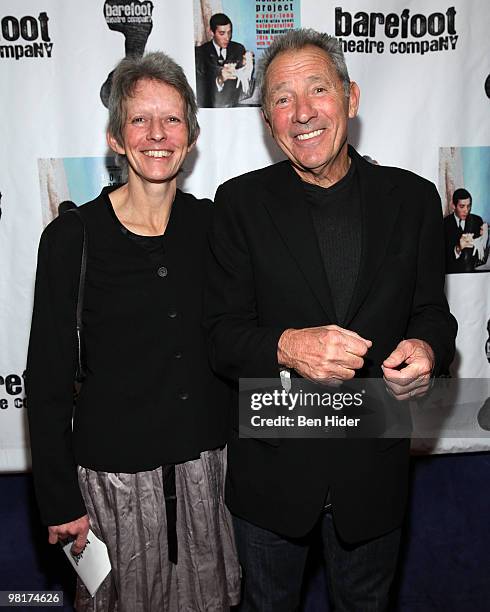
[303,156,361,324]
[27,187,231,526]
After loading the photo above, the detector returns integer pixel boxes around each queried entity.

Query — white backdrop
[1,0,489,471]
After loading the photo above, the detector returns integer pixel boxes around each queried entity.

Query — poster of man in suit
[440,146,490,273]
[444,188,489,273]
[193,1,301,108]
[194,12,254,108]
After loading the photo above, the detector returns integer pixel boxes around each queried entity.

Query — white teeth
[296,129,323,141]
[143,150,171,158]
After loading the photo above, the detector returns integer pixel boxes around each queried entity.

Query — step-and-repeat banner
[1,0,489,471]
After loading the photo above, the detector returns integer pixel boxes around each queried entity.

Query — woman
[27,52,240,611]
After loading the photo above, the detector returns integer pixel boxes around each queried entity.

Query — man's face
[454,198,472,220]
[263,46,359,185]
[213,23,232,48]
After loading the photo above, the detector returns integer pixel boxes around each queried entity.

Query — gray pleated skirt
[75,448,241,611]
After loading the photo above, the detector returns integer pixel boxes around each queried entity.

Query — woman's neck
[109,176,177,236]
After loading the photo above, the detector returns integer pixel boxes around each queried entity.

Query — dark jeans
[232,511,401,612]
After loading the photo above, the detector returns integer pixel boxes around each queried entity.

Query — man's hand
[382,339,434,401]
[458,233,474,250]
[221,63,237,81]
[48,514,90,555]
[278,325,372,383]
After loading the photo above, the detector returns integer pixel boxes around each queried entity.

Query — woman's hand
[48,514,90,554]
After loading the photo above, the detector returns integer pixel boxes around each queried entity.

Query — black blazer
[444,212,486,273]
[27,188,231,526]
[205,147,457,542]
[195,40,246,108]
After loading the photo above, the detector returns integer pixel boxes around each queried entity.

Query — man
[444,188,489,273]
[195,13,253,108]
[205,29,457,611]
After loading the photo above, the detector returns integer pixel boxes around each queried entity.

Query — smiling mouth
[295,129,324,141]
[143,150,172,158]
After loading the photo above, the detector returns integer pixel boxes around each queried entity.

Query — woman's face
[110,78,193,184]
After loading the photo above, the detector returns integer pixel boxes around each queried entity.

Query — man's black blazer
[195,40,246,108]
[444,212,486,273]
[205,147,457,543]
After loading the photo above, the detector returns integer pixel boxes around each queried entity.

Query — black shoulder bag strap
[59,204,87,383]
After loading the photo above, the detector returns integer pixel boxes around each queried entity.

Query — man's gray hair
[108,51,199,161]
[258,29,351,116]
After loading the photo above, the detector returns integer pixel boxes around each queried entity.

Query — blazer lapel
[209,42,218,60]
[260,161,338,323]
[343,148,399,326]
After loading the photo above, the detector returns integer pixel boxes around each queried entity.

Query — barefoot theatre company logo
[0,11,53,59]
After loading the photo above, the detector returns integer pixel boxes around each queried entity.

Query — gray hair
[258,29,351,118]
[108,51,199,166]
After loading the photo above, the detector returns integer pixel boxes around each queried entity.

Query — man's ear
[348,82,360,119]
[107,131,125,155]
[261,108,273,137]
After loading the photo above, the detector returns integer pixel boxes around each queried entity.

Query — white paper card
[62,529,112,597]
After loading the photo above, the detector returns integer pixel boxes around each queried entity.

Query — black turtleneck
[302,156,361,324]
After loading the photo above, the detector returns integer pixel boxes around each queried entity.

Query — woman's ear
[107,131,125,155]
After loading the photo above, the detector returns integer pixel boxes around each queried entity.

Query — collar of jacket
[258,145,399,326]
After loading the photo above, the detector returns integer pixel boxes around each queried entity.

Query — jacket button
[168,310,177,319]
[174,351,182,359]
[179,391,189,400]
[157,266,168,277]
